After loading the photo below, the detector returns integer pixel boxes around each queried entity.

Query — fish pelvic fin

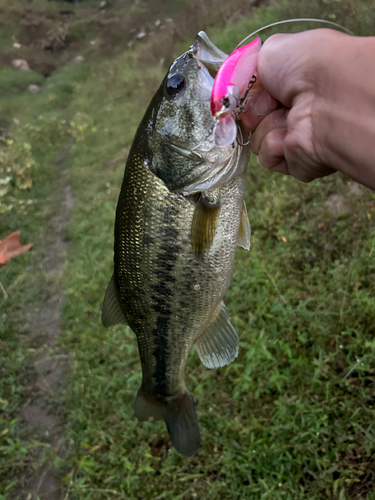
[195,301,239,369]
[102,274,128,327]
[237,200,251,250]
[135,389,200,457]
[191,192,220,257]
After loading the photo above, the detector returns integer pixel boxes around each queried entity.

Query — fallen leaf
[0,231,32,264]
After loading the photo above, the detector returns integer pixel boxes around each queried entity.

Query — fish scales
[102,31,251,456]
[115,146,245,396]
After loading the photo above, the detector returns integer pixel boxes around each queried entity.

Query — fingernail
[253,90,274,116]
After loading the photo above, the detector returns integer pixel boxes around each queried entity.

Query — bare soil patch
[17,147,73,500]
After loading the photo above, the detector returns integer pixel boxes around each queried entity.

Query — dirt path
[20,147,73,500]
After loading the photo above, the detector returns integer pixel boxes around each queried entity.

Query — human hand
[241,29,375,189]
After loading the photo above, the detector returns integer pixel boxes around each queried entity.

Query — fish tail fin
[135,388,200,457]
[163,391,200,457]
[134,388,164,421]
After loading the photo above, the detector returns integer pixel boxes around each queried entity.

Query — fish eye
[166,74,186,96]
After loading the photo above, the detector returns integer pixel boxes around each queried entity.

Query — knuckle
[263,129,279,150]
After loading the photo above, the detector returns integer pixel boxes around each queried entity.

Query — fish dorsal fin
[191,192,220,257]
[102,274,128,327]
[237,200,251,250]
[195,301,239,368]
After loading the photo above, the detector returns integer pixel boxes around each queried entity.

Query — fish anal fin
[135,388,200,457]
[237,200,251,250]
[195,301,239,369]
[191,192,220,257]
[102,275,128,327]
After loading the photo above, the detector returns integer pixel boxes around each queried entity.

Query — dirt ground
[18,147,73,500]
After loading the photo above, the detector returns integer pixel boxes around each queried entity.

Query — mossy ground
[1,0,375,499]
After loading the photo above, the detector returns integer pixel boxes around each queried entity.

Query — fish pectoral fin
[101,274,128,327]
[191,192,220,257]
[135,389,200,457]
[195,301,239,369]
[237,200,251,250]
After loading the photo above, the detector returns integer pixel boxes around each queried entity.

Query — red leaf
[0,231,33,265]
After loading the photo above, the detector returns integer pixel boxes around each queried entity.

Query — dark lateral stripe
[150,205,181,398]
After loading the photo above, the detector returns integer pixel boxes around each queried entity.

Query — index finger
[240,89,279,132]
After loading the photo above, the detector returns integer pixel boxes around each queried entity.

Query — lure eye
[222,97,230,108]
[217,93,237,116]
[166,74,186,96]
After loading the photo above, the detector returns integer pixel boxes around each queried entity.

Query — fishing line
[236,18,354,49]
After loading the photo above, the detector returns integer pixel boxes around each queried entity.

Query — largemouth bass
[102,32,251,456]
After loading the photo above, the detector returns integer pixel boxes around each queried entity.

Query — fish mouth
[162,33,242,195]
[167,32,225,103]
[190,32,228,107]
[193,32,227,77]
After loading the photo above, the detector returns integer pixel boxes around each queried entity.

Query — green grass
[1,0,375,498]
[0,68,45,95]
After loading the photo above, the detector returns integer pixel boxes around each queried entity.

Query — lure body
[211,37,262,147]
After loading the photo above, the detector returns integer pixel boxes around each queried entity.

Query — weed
[1,0,375,498]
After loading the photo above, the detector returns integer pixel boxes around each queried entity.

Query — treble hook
[235,113,251,147]
[239,75,257,111]
[235,75,257,147]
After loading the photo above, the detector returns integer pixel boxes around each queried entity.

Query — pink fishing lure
[211,37,262,147]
